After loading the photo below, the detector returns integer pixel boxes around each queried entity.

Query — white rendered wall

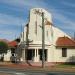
[53,48,75,62]
[4,50,11,61]
[28,8,52,45]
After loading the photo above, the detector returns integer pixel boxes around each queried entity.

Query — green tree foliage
[0,41,9,54]
[15,38,20,43]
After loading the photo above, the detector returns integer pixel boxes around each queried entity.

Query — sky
[0,0,75,41]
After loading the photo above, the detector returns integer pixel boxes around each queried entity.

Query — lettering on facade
[34,9,42,16]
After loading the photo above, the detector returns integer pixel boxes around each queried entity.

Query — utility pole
[42,12,45,68]
[25,24,29,62]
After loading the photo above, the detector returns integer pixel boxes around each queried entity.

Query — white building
[0,41,18,62]
[19,8,75,65]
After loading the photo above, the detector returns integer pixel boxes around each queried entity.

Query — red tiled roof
[8,41,18,47]
[56,37,75,47]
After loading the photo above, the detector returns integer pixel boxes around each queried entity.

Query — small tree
[15,38,20,43]
[0,41,9,54]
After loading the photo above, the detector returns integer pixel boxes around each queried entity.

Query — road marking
[0,71,26,75]
[15,72,26,75]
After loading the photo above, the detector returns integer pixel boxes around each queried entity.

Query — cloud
[0,29,21,40]
[0,0,75,39]
[0,0,47,9]
[1,0,75,30]
[53,12,75,30]
[0,30,13,35]
[62,1,75,8]
[0,13,25,25]
[0,0,51,26]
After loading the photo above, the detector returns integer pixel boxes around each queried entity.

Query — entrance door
[27,49,35,60]
[38,49,47,61]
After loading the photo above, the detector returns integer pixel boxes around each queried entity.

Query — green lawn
[56,63,75,68]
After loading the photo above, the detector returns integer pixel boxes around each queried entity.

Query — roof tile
[56,37,75,47]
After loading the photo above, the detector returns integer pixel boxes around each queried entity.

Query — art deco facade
[19,8,75,65]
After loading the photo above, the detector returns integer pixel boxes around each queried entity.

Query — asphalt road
[0,67,75,75]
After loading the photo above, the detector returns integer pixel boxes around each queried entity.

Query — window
[62,48,67,57]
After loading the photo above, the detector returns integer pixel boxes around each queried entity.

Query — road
[0,67,75,75]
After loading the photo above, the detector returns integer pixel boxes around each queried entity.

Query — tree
[15,38,20,43]
[0,41,9,54]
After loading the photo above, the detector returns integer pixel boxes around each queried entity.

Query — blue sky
[0,0,75,41]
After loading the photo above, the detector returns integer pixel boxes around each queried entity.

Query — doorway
[38,49,47,61]
[27,49,35,60]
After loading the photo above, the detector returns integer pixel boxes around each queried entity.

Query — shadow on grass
[63,62,75,65]
[63,56,75,66]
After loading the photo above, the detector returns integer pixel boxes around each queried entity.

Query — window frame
[62,48,67,57]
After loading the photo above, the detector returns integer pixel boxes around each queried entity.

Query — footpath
[0,62,75,73]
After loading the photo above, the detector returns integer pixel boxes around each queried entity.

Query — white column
[22,49,25,62]
[34,49,39,62]
[35,49,37,57]
[34,49,36,62]
[36,49,39,62]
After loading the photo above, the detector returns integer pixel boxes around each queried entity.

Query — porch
[22,49,48,63]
